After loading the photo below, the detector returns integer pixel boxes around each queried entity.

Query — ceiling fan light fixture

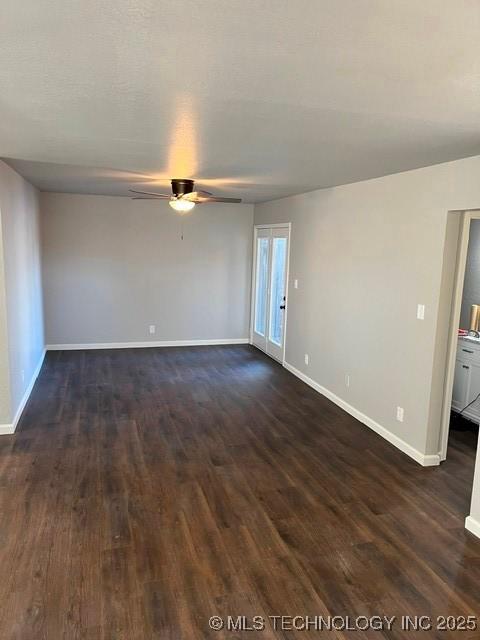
[130,179,241,208]
[169,198,195,213]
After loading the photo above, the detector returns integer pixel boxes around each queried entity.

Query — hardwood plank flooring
[0,345,479,639]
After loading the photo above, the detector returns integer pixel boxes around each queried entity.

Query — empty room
[1,1,480,638]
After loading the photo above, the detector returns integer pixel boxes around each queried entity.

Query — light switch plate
[417,304,425,320]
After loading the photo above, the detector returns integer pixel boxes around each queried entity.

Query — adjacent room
[1,2,480,637]
[448,219,480,459]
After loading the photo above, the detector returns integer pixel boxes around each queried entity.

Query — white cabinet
[452,339,480,424]
[452,358,470,410]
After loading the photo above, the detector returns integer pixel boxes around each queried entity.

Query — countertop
[459,335,480,345]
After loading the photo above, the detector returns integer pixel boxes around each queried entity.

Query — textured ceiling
[1,0,480,202]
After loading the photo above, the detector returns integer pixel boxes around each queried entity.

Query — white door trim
[250,223,291,364]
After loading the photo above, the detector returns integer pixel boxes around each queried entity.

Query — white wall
[41,193,254,346]
[0,221,12,426]
[468,447,480,537]
[460,219,480,329]
[0,160,44,427]
[254,155,480,461]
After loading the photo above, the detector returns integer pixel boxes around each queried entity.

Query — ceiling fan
[130,179,241,213]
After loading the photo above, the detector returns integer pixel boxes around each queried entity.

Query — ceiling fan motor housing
[171,179,194,197]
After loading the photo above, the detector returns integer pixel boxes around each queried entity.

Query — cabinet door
[452,359,470,411]
[464,362,480,422]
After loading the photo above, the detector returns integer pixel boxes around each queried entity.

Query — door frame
[250,223,291,364]
[439,209,480,460]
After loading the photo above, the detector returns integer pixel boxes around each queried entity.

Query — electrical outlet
[396,406,404,422]
[149,325,156,335]
[417,304,425,320]
[345,374,350,387]
[304,354,309,365]
[294,279,299,289]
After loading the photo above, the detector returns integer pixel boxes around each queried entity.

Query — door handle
[463,365,470,369]
[280,305,286,310]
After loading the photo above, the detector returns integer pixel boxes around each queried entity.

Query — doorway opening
[250,224,291,363]
[440,211,480,467]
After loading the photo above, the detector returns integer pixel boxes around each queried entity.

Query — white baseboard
[465,516,480,539]
[0,424,15,435]
[0,349,46,435]
[46,338,250,351]
[283,361,440,467]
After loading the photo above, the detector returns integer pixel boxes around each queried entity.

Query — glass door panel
[251,229,271,351]
[269,237,287,346]
[266,228,289,362]
[254,237,269,336]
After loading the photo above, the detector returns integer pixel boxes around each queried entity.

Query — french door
[251,225,290,362]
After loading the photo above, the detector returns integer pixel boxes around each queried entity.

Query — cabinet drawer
[457,344,480,362]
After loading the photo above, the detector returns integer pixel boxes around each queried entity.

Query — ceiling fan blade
[182,191,241,204]
[182,190,213,202]
[132,196,166,200]
[129,189,170,198]
[200,196,242,204]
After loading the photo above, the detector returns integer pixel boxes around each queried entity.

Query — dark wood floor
[1,346,479,639]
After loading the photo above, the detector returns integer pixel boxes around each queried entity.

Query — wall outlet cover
[417,304,425,320]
